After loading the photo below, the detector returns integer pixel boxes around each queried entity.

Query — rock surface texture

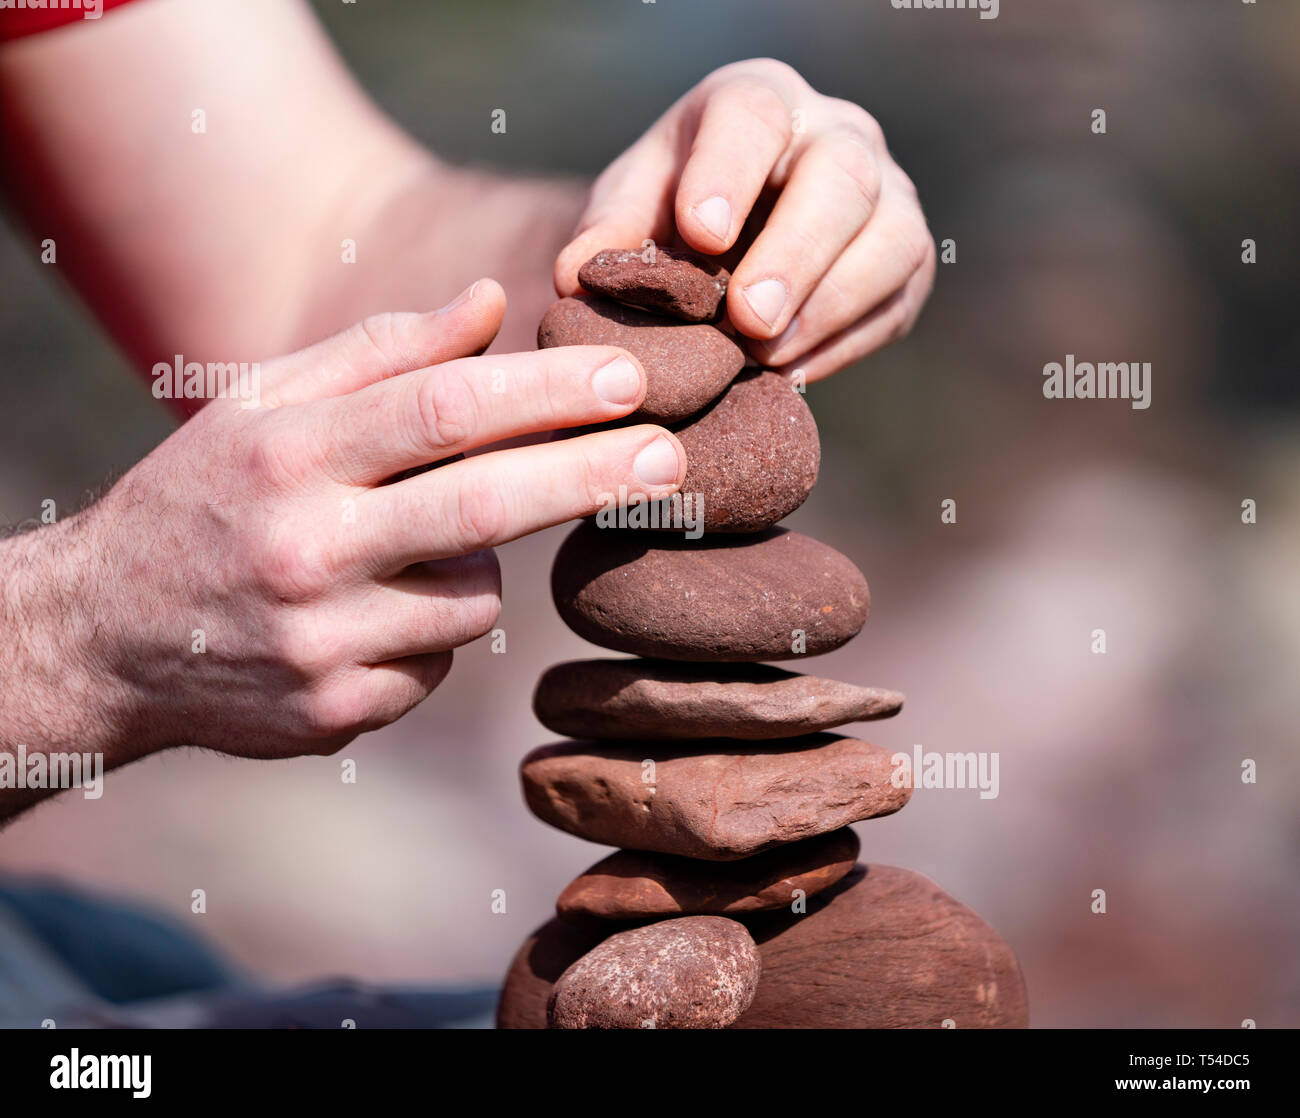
[533,659,902,741]
[556,828,861,920]
[578,247,730,323]
[501,247,1027,1029]
[538,295,743,423]
[551,524,870,662]
[521,735,908,860]
[546,915,760,1029]
[668,369,820,532]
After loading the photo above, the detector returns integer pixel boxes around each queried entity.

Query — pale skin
[0,0,934,821]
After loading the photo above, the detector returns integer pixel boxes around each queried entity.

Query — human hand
[556,58,935,382]
[29,280,683,763]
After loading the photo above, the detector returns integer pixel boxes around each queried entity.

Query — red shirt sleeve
[0,0,142,44]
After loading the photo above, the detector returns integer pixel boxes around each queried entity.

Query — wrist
[0,512,158,771]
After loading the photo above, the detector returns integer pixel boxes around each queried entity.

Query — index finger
[674,76,794,254]
[305,345,648,487]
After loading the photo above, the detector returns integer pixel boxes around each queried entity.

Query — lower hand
[9,280,684,766]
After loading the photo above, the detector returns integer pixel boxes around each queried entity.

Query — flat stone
[578,247,729,323]
[547,915,760,1029]
[538,295,743,423]
[533,658,903,741]
[520,734,909,861]
[556,828,861,921]
[666,369,819,533]
[551,524,870,662]
[498,864,1030,1029]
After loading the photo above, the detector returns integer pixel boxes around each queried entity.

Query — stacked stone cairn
[497,248,1028,1029]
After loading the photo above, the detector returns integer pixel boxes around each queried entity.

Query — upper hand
[556,58,936,382]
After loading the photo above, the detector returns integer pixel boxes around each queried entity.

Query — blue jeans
[0,876,497,1028]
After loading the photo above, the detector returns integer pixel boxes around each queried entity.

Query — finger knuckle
[903,224,936,276]
[827,135,882,211]
[356,312,399,366]
[300,681,372,741]
[883,297,914,343]
[894,167,921,201]
[416,370,478,451]
[573,443,615,512]
[815,270,858,328]
[259,528,332,604]
[837,101,886,148]
[448,474,510,549]
[727,80,794,143]
[457,587,503,642]
[537,355,573,424]
[243,425,317,490]
[740,57,803,89]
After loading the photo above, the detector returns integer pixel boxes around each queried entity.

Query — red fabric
[0,0,141,43]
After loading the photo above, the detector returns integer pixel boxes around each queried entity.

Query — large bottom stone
[497,863,1029,1029]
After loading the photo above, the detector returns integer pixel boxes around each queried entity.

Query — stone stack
[497,248,1028,1029]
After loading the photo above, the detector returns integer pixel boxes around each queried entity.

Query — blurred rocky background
[1,0,1296,1027]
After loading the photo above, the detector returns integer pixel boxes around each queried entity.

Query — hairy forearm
[0,516,147,822]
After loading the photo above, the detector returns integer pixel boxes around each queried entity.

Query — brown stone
[578,247,730,323]
[520,734,909,861]
[551,524,870,662]
[665,369,819,533]
[732,865,1030,1028]
[533,658,903,741]
[546,916,760,1029]
[498,864,1030,1029]
[537,295,743,423]
[556,828,861,921]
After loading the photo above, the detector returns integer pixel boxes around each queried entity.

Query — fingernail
[693,195,732,242]
[633,435,681,487]
[743,278,788,327]
[437,281,479,313]
[592,356,642,405]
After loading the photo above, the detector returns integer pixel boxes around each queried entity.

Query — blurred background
[1,0,1297,1027]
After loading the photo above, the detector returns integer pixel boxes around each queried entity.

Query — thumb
[263,279,507,407]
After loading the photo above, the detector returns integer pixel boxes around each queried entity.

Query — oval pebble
[538,295,743,424]
[551,524,870,662]
[546,915,760,1029]
[665,368,819,533]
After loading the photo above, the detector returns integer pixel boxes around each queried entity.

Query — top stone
[538,296,744,424]
[578,247,730,323]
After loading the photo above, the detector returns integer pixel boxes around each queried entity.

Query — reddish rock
[498,864,1030,1029]
[556,828,861,921]
[533,658,903,741]
[578,247,730,323]
[546,916,760,1029]
[520,734,909,861]
[732,865,1030,1028]
[551,524,870,662]
[667,369,819,533]
[538,295,743,423]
